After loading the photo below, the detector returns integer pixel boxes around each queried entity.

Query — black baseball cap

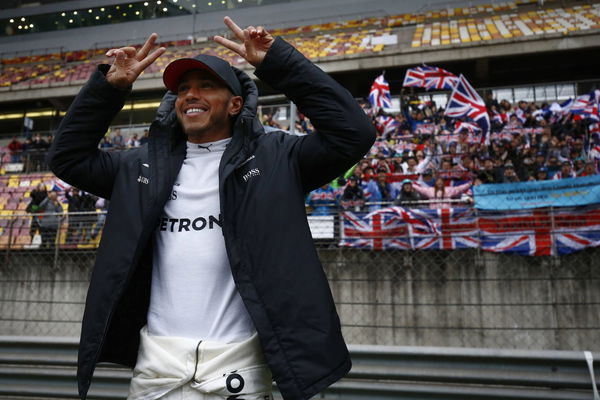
[163,54,242,96]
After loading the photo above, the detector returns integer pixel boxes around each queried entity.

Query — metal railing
[0,336,598,400]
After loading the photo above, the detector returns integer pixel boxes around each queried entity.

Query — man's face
[175,70,242,140]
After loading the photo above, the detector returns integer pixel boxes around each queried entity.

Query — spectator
[30,134,49,171]
[306,183,336,215]
[139,129,150,145]
[112,128,125,149]
[573,158,585,176]
[7,136,22,163]
[501,162,520,183]
[340,176,365,212]
[126,134,141,148]
[365,169,397,210]
[412,177,472,209]
[546,155,561,178]
[26,182,48,240]
[536,167,549,181]
[38,191,63,249]
[394,179,422,207]
[21,137,34,171]
[579,161,597,177]
[89,198,109,240]
[418,169,436,186]
[99,136,113,149]
[65,187,93,244]
[553,161,576,180]
[478,157,500,184]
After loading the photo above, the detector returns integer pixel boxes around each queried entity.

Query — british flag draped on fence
[339,206,600,256]
[368,72,392,111]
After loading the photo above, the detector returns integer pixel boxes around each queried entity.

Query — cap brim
[163,58,226,93]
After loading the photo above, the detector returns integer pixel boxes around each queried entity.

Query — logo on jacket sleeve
[137,175,149,184]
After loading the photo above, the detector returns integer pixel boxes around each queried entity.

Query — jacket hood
[154,65,259,127]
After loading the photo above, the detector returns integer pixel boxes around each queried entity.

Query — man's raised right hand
[105,33,166,89]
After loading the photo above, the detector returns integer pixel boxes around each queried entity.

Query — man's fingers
[243,29,252,43]
[223,16,245,41]
[256,26,267,36]
[120,47,138,58]
[137,47,166,72]
[137,33,159,60]
[114,50,126,62]
[213,35,245,56]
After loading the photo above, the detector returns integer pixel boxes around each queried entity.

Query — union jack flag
[369,73,392,111]
[408,207,479,250]
[403,65,458,91]
[402,67,426,88]
[492,110,508,125]
[553,206,600,255]
[515,108,527,124]
[563,93,599,121]
[477,208,600,256]
[421,65,459,90]
[445,74,490,144]
[340,209,412,250]
[337,205,600,255]
[415,123,437,135]
[51,178,72,203]
[453,121,480,134]
[479,209,553,256]
[374,115,399,138]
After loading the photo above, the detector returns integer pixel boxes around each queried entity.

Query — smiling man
[48,17,375,400]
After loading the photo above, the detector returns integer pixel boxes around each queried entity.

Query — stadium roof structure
[0,0,599,112]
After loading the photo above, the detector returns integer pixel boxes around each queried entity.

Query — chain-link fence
[0,205,598,352]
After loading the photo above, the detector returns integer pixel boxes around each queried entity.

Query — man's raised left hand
[213,16,274,67]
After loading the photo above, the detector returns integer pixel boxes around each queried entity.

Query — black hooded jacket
[48,38,375,400]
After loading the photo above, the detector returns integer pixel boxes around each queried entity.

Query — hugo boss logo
[242,168,260,182]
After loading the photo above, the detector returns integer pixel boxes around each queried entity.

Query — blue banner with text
[473,175,600,210]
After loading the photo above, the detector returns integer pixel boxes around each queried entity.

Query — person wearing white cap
[48,16,375,400]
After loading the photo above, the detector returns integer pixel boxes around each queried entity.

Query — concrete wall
[0,247,598,351]
[0,251,94,337]
[322,248,599,351]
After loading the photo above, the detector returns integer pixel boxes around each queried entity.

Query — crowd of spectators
[307,91,600,214]
[97,128,150,150]
[6,133,53,171]
[3,91,598,217]
[24,183,108,248]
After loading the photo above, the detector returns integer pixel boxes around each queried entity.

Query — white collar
[186,137,232,154]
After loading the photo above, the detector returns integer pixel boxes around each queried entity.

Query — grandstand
[0,0,600,399]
